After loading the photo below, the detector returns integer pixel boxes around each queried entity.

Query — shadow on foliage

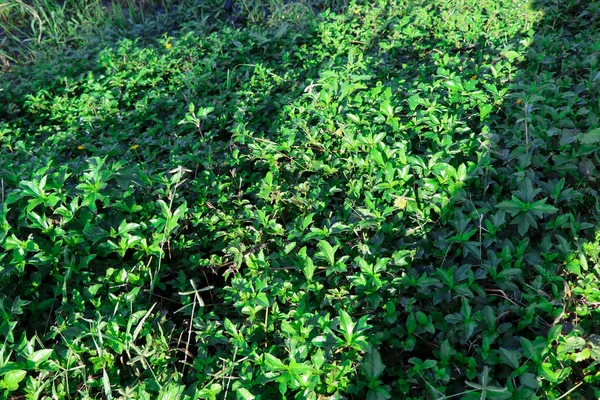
[0,0,600,397]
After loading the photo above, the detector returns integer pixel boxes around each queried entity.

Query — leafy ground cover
[1,0,600,398]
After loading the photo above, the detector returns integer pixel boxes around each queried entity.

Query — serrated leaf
[363,347,385,379]
[499,347,521,369]
[530,199,559,215]
[520,372,538,389]
[581,127,600,144]
[497,196,525,215]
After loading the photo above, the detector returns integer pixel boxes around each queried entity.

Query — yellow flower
[130,144,139,150]
[165,43,172,49]
[516,99,523,105]
[394,196,407,210]
[77,145,85,150]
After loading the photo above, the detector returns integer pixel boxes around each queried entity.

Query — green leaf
[370,147,385,167]
[173,202,188,220]
[366,386,392,400]
[317,240,338,266]
[197,383,222,400]
[338,310,356,343]
[499,348,521,369]
[223,318,239,337]
[157,199,172,219]
[502,50,520,61]
[28,349,53,367]
[288,360,312,376]
[465,380,508,393]
[530,199,559,215]
[479,103,494,120]
[497,196,526,215]
[520,372,538,389]
[132,304,156,343]
[561,336,586,353]
[547,325,562,342]
[263,353,286,372]
[581,127,600,144]
[117,219,140,235]
[406,313,417,334]
[347,113,361,124]
[301,214,314,230]
[460,297,472,320]
[538,363,558,383]
[424,359,438,370]
[565,257,581,275]
[380,102,394,119]
[362,347,385,380]
[444,80,462,90]
[158,383,186,400]
[298,247,316,281]
[102,368,113,400]
[236,388,256,400]
[2,369,27,391]
[283,242,296,255]
[520,337,545,364]
[255,293,270,308]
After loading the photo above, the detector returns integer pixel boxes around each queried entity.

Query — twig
[223,347,238,399]
[556,382,583,400]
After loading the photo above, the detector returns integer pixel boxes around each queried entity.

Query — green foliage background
[1,0,600,398]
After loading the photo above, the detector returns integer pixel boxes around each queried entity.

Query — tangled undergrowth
[1,0,600,398]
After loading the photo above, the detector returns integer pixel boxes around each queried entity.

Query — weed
[1,0,600,398]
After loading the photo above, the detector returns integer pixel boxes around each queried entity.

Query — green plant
[2,0,600,398]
